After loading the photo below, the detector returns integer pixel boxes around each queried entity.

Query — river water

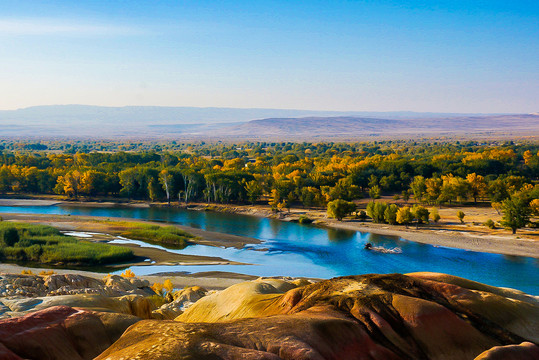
[0,204,537,294]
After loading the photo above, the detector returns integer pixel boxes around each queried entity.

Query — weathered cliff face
[97,273,539,360]
[0,305,139,360]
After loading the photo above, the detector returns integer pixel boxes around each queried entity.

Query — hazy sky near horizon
[1,1,538,113]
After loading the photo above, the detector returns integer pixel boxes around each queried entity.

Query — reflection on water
[0,204,537,294]
[327,227,356,242]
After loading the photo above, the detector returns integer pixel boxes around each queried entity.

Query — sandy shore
[324,220,539,258]
[161,201,539,258]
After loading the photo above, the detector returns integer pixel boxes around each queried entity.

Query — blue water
[0,204,537,294]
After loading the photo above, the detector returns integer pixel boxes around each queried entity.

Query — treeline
[0,142,537,210]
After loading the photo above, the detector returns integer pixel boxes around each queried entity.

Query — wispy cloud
[0,18,145,36]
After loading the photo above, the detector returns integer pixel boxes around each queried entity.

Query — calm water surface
[0,204,537,294]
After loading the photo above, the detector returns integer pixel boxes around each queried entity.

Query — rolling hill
[0,105,537,139]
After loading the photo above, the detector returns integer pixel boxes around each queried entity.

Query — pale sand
[323,220,539,258]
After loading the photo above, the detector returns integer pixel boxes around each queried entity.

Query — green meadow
[0,222,134,265]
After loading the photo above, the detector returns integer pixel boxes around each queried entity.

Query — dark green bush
[298,215,313,224]
[484,219,496,229]
[2,227,19,247]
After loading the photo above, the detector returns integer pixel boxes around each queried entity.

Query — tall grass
[0,222,133,265]
[97,220,195,248]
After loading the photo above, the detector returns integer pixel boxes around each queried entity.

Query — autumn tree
[56,170,82,199]
[396,206,413,227]
[269,189,281,212]
[466,173,487,203]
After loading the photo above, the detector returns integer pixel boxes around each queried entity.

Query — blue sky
[0,1,538,112]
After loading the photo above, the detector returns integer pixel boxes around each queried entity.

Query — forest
[0,140,538,221]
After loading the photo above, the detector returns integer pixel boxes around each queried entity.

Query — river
[0,204,537,294]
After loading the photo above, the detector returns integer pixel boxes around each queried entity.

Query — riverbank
[1,197,538,258]
[0,213,256,268]
[164,201,539,259]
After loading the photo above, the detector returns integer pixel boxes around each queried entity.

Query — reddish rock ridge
[0,305,139,360]
[97,273,539,360]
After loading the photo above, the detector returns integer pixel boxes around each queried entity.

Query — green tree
[119,168,138,199]
[412,205,430,228]
[384,204,399,225]
[410,176,426,203]
[244,180,262,205]
[401,189,410,203]
[368,185,381,202]
[500,196,531,234]
[148,178,160,202]
[366,201,388,223]
[327,199,356,221]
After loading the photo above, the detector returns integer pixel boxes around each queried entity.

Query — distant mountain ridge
[0,105,536,139]
[218,114,539,138]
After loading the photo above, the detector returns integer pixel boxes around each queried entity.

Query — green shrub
[484,219,496,229]
[2,247,26,261]
[357,210,367,221]
[431,208,441,223]
[2,227,20,247]
[298,215,313,224]
[121,225,193,248]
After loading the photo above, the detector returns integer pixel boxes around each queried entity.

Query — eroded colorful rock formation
[97,273,539,360]
[0,305,139,360]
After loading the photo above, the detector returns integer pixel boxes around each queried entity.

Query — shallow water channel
[0,204,538,295]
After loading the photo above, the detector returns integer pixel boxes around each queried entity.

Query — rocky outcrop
[152,285,208,320]
[97,273,539,360]
[474,342,539,360]
[0,305,139,360]
[0,273,154,298]
[0,293,156,319]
